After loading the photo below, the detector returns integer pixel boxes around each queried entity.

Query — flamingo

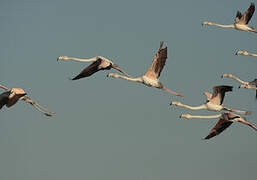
[222,73,257,98]
[236,50,257,57]
[171,85,250,115]
[57,55,130,80]
[202,3,257,33]
[106,42,183,97]
[180,112,257,139]
[0,84,55,116]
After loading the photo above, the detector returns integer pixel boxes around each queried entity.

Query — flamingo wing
[235,11,242,23]
[6,92,26,107]
[0,91,11,109]
[204,118,233,139]
[203,92,212,101]
[145,42,167,80]
[238,3,255,25]
[210,86,233,105]
[72,60,102,80]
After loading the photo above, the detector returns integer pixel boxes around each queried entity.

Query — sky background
[0,0,257,179]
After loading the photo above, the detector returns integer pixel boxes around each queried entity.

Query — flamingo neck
[207,22,234,28]
[248,53,257,57]
[223,74,248,85]
[61,57,97,62]
[110,74,143,83]
[178,103,207,110]
[184,114,222,119]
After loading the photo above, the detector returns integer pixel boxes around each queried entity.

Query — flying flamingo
[222,73,257,98]
[171,85,250,115]
[106,42,183,97]
[180,112,257,139]
[202,3,257,33]
[0,84,55,116]
[57,55,130,80]
[236,50,257,57]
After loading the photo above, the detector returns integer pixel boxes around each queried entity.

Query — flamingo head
[235,50,248,56]
[57,56,69,61]
[221,73,232,79]
[179,114,192,119]
[202,21,212,26]
[107,73,119,78]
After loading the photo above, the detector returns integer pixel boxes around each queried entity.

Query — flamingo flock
[1,3,257,140]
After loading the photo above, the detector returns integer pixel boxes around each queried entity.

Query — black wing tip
[214,85,233,91]
[236,11,242,17]
[68,76,79,81]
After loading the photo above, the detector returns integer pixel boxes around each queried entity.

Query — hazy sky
[1,0,257,179]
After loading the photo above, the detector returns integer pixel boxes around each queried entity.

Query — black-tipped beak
[57,57,59,61]
[238,86,241,89]
[235,52,238,55]
[169,101,173,106]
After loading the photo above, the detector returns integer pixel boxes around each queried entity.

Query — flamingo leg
[223,107,251,115]
[0,84,9,91]
[249,29,257,33]
[21,96,55,116]
[237,119,257,131]
[162,87,183,97]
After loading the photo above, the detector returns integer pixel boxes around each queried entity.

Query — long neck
[248,52,257,57]
[177,103,207,110]
[223,74,248,85]
[184,114,222,119]
[111,74,142,83]
[207,22,234,28]
[62,56,98,62]
[0,84,9,91]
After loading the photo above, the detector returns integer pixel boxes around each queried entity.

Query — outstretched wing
[72,60,102,80]
[211,86,233,105]
[0,91,11,109]
[203,92,212,101]
[6,91,26,107]
[235,11,242,23]
[204,118,233,139]
[238,3,255,25]
[145,42,167,80]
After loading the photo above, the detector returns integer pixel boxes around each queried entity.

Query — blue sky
[0,0,257,179]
